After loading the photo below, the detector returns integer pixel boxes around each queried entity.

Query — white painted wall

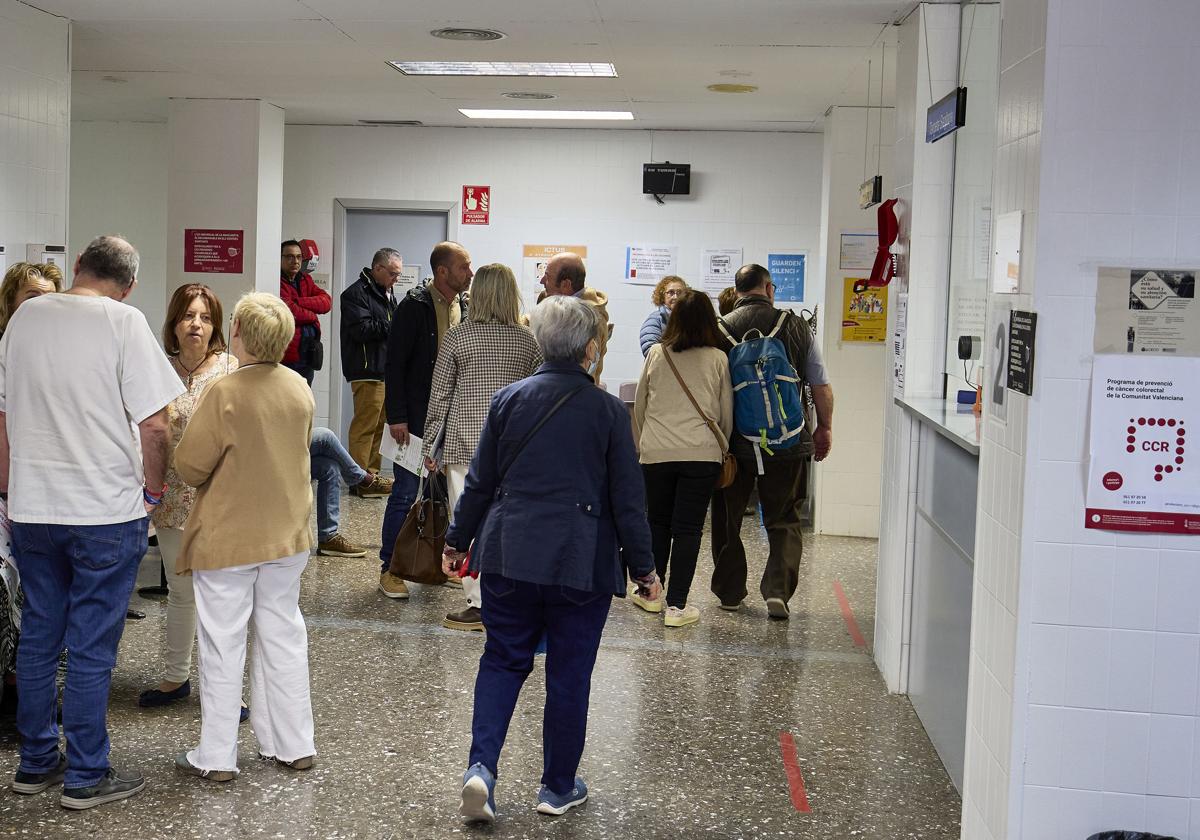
[817,105,895,539]
[68,121,167,332]
[0,1,69,273]
[281,126,826,428]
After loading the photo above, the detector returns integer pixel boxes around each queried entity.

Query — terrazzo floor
[0,489,962,839]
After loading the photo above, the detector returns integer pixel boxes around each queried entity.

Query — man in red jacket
[280,240,331,385]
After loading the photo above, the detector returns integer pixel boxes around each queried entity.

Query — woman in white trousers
[172,292,318,781]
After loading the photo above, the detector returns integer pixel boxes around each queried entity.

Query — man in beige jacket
[539,252,612,385]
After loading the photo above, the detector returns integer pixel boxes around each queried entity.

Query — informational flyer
[892,293,908,398]
[1094,266,1198,356]
[992,211,1021,294]
[838,232,875,271]
[395,264,421,296]
[1085,354,1199,534]
[521,244,588,295]
[701,247,741,294]
[624,244,678,285]
[767,252,807,302]
[841,278,888,342]
[380,430,425,476]
[184,229,244,274]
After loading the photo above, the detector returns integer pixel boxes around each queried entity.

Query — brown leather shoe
[443,606,483,631]
[317,533,367,557]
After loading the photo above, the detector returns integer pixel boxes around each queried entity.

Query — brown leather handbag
[661,348,737,489]
[388,469,449,585]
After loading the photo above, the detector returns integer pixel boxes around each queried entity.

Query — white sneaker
[663,605,700,627]
[766,597,790,619]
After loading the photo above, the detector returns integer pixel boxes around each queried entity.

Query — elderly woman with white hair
[442,295,661,824]
[172,292,317,782]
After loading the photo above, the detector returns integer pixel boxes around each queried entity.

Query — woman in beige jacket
[632,289,733,627]
[172,292,317,782]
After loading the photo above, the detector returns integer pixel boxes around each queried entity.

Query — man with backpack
[710,263,834,620]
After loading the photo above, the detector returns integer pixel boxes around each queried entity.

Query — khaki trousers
[348,380,386,473]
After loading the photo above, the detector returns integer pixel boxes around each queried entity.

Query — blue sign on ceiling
[926,87,967,143]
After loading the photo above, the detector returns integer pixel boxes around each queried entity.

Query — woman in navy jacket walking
[442,295,660,824]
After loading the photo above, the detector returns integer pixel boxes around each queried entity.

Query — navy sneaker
[60,767,146,810]
[138,680,190,708]
[536,777,588,816]
[12,751,67,795]
[460,763,496,824]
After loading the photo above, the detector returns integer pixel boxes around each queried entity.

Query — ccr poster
[1085,354,1199,534]
[841,278,887,342]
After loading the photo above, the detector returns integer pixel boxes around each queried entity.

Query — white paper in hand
[379,428,424,476]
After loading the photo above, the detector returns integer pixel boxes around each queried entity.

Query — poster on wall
[838,232,875,271]
[892,293,908,399]
[184,229,244,274]
[973,198,992,281]
[841,278,888,343]
[396,264,421,296]
[461,185,490,225]
[701,247,741,294]
[767,252,807,302]
[1094,266,1198,356]
[624,244,678,285]
[1085,353,1199,534]
[522,244,588,295]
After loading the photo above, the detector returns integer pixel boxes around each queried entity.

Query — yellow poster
[842,278,888,342]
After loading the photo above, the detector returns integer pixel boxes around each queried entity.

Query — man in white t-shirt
[0,235,183,810]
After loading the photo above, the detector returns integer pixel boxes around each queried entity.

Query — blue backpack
[719,310,806,472]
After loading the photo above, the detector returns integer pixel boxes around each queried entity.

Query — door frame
[330,198,458,438]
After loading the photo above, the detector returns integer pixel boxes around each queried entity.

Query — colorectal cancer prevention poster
[1085,354,1199,533]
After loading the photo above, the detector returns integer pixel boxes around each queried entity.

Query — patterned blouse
[422,321,543,466]
[152,352,238,531]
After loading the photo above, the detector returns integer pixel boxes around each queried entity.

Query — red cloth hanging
[855,198,899,292]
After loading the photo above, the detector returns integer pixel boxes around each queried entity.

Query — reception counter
[896,397,980,791]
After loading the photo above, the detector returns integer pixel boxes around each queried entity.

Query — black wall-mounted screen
[643,163,691,195]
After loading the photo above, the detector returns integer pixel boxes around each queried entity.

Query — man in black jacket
[341,247,401,482]
[378,242,472,599]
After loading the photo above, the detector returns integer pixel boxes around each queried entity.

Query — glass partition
[943,2,1001,396]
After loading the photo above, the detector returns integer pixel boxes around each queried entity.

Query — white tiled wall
[875,2,960,693]
[962,0,1200,838]
[280,126,825,430]
[816,104,894,539]
[0,1,69,265]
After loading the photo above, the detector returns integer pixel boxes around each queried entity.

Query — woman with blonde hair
[638,275,688,356]
[173,292,316,782]
[0,263,59,337]
[422,263,542,632]
[137,284,239,712]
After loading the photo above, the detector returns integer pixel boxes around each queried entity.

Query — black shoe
[240,705,250,724]
[443,606,483,631]
[60,767,146,810]
[138,679,190,708]
[12,751,67,795]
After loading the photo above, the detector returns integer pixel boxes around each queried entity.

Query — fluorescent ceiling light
[459,109,634,121]
[389,61,617,77]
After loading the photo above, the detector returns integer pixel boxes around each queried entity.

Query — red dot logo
[1102,471,1124,491]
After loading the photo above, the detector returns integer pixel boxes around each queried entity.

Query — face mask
[586,340,599,377]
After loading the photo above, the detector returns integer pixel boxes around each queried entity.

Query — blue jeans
[310,427,368,542]
[469,573,611,795]
[379,464,420,572]
[13,518,147,788]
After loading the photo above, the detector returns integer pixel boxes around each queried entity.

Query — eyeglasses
[282,254,303,262]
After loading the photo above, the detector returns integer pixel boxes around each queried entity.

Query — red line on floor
[778,731,812,813]
[833,580,867,647]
